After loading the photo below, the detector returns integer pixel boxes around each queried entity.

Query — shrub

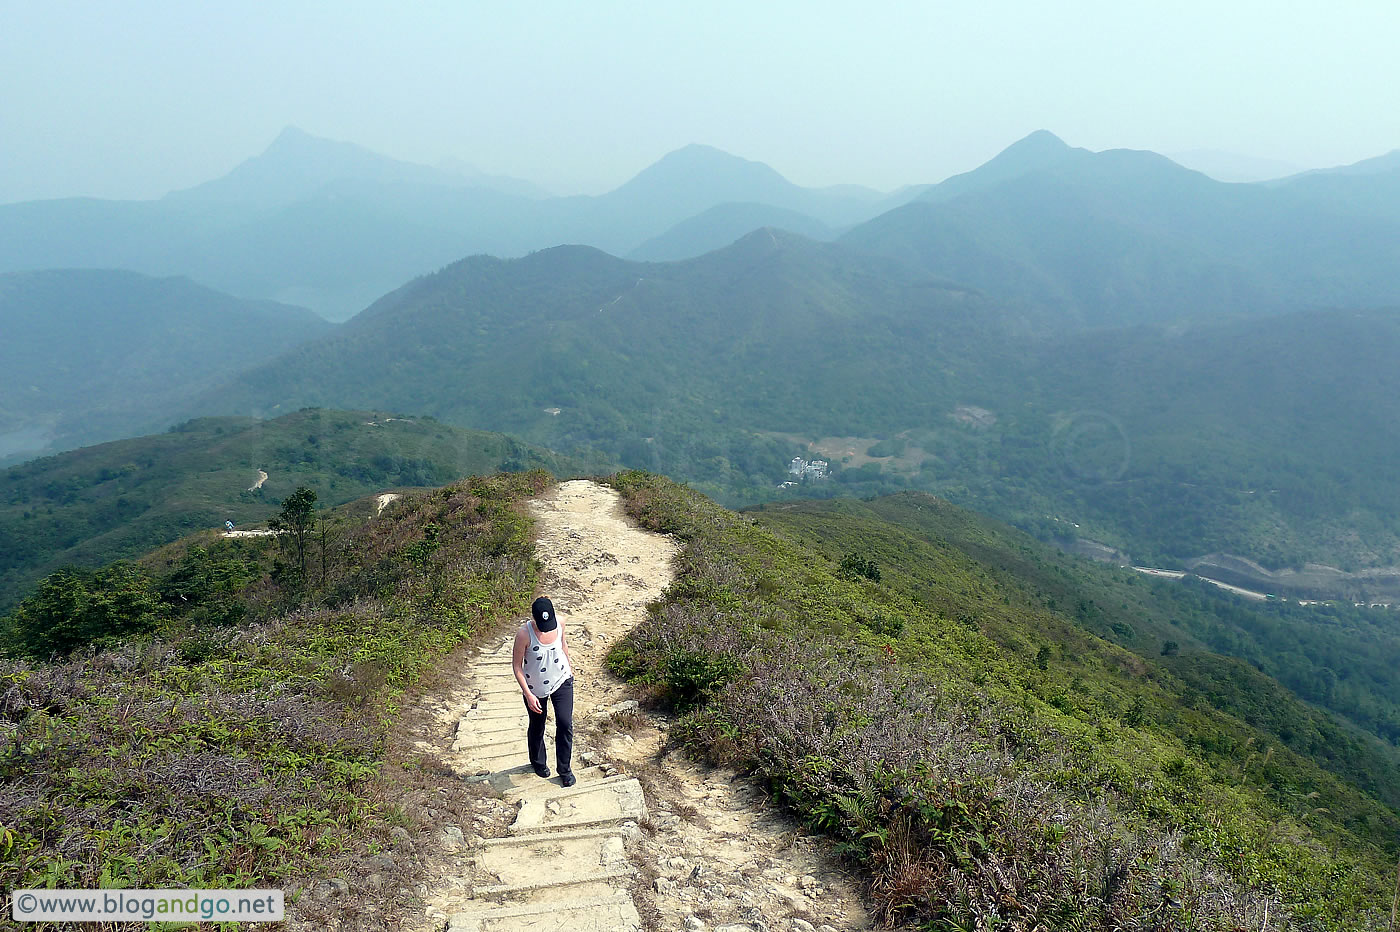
[3,563,164,657]
[840,552,882,582]
[0,470,547,896]
[605,472,1394,931]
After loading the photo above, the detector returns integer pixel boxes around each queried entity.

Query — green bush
[3,563,164,657]
[662,648,741,710]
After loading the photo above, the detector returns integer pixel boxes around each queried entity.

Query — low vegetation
[0,407,590,613]
[606,472,1397,930]
[757,493,1400,807]
[0,471,548,902]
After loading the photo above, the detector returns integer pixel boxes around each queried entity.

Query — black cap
[531,596,557,632]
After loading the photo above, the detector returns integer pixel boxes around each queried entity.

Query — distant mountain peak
[620,144,789,192]
[263,125,400,162]
[270,124,317,146]
[984,130,1080,173]
[167,128,461,207]
[707,226,826,263]
[1007,129,1071,152]
[658,143,761,164]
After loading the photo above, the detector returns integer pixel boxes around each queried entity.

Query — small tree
[840,552,882,582]
[270,487,317,582]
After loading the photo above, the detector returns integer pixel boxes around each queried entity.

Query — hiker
[512,596,576,786]
[225,520,235,532]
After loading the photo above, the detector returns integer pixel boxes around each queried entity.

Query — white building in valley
[787,457,829,480]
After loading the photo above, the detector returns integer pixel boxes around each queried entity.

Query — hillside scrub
[753,494,1400,818]
[0,471,547,901]
[605,472,1394,930]
[0,407,589,615]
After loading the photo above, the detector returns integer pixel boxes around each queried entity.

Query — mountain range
[8,122,1400,929]
[0,128,901,319]
[0,269,329,461]
[6,127,1400,581]
[172,228,1400,574]
[6,128,1398,330]
[842,131,1400,329]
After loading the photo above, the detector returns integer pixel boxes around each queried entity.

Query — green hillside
[1000,308,1400,570]
[188,231,1400,576]
[0,409,593,612]
[750,492,1400,798]
[627,200,834,261]
[0,472,546,917]
[190,230,1009,498]
[609,474,1399,929]
[3,472,1397,927]
[0,269,331,461]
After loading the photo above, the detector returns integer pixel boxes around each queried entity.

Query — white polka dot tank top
[521,621,573,699]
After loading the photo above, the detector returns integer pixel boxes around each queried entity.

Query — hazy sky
[2,1,1398,203]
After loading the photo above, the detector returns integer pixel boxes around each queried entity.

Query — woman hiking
[512,596,576,786]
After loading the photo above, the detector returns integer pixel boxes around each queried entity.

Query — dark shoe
[532,763,551,778]
[559,771,576,787]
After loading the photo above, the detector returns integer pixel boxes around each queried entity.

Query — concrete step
[473,829,629,894]
[469,706,525,720]
[454,730,552,754]
[479,765,609,796]
[510,779,647,834]
[453,717,551,742]
[462,707,529,722]
[502,771,633,804]
[460,742,577,775]
[475,825,625,848]
[474,685,523,694]
[461,748,531,774]
[462,717,534,736]
[447,890,640,932]
[454,734,525,756]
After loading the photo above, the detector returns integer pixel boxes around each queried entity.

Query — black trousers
[525,677,574,774]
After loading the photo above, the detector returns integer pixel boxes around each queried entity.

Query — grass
[0,470,550,919]
[604,471,1396,930]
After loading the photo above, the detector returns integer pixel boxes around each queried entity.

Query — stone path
[443,641,649,931]
[420,480,869,932]
[421,480,673,931]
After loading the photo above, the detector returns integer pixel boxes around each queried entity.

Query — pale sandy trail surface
[409,480,870,932]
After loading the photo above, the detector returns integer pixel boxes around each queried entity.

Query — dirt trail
[413,480,869,931]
